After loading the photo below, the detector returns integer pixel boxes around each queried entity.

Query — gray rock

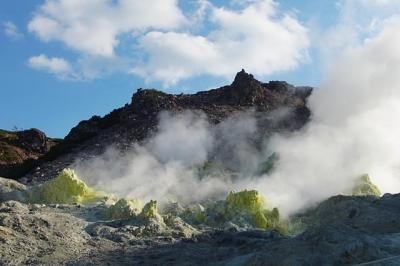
[1,194,400,265]
[0,177,27,202]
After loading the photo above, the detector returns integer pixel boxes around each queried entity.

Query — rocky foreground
[0,170,399,266]
[1,187,400,265]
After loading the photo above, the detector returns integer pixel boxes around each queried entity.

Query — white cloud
[132,0,309,86]
[28,54,74,79]
[317,0,400,65]
[28,0,186,57]
[130,32,219,86]
[3,21,23,40]
[27,0,309,85]
[355,0,400,7]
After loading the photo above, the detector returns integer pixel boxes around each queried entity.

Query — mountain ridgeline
[0,70,312,182]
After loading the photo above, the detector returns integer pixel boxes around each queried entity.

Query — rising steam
[75,19,400,216]
[74,111,262,204]
[256,19,400,214]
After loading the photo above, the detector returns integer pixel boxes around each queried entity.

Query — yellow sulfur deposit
[28,168,103,204]
[105,198,143,220]
[352,174,381,197]
[140,200,162,220]
[222,190,288,233]
[12,169,288,233]
[252,210,268,228]
[226,189,267,212]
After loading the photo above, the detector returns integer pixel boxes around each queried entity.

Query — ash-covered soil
[1,193,400,265]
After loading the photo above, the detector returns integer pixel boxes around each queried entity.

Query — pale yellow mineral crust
[105,198,143,220]
[352,174,381,196]
[28,168,103,204]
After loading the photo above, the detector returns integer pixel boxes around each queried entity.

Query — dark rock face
[128,69,311,126]
[0,129,59,179]
[6,70,312,182]
[229,69,268,105]
[65,116,103,144]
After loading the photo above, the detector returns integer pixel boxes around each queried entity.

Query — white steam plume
[75,19,400,216]
[74,111,258,203]
[255,18,400,215]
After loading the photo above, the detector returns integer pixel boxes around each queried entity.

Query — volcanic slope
[21,69,312,183]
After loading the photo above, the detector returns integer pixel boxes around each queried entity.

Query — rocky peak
[226,69,269,106]
[63,70,313,149]
[231,69,262,89]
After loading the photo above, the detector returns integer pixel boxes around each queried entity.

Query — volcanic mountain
[3,71,400,266]
[1,70,312,183]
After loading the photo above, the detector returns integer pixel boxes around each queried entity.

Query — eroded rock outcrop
[0,129,60,179]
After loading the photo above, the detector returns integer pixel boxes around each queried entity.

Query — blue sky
[0,0,398,137]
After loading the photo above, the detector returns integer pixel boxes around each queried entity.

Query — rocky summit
[5,70,312,184]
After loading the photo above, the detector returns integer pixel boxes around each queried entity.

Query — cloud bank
[28,0,185,57]
[28,0,309,84]
[131,0,309,86]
